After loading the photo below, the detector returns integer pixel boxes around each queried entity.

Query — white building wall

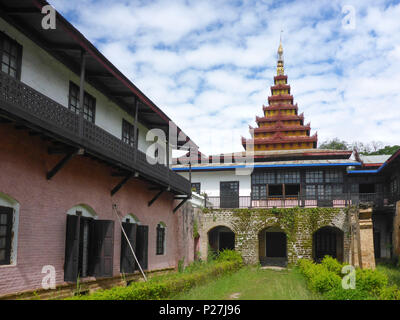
[178,171,251,197]
[0,18,165,155]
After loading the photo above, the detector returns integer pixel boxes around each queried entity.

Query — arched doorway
[313,226,344,263]
[65,204,98,280]
[258,226,287,267]
[208,226,235,253]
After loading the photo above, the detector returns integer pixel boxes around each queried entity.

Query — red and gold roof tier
[242,40,317,151]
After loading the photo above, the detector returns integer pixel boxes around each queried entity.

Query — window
[325,170,343,183]
[0,32,22,79]
[252,172,275,184]
[306,171,323,183]
[68,82,96,123]
[0,206,13,265]
[252,185,266,200]
[122,119,135,147]
[191,183,201,194]
[156,224,165,255]
[277,171,300,184]
[220,181,239,208]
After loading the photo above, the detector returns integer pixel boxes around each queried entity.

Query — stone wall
[393,201,400,258]
[198,207,351,265]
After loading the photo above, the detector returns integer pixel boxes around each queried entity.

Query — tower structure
[242,40,317,151]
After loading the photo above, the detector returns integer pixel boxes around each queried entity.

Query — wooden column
[78,50,86,136]
[133,99,139,163]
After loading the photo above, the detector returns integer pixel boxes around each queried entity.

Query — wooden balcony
[0,72,190,195]
[205,192,399,209]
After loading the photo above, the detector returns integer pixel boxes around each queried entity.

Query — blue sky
[49,0,400,155]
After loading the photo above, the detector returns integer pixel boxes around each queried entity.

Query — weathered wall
[176,203,202,267]
[198,207,351,265]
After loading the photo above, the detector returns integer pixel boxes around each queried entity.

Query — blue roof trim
[348,161,388,174]
[172,162,361,171]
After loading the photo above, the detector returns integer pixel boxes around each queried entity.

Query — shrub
[379,285,400,300]
[309,268,342,293]
[321,255,344,276]
[297,257,397,300]
[217,249,243,264]
[323,287,371,300]
[356,268,388,295]
[67,250,242,300]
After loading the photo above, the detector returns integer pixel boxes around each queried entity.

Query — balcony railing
[205,192,400,209]
[0,72,190,194]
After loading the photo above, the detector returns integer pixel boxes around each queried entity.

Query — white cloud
[49,0,400,154]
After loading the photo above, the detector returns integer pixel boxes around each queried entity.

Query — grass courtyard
[172,265,320,300]
[172,261,400,300]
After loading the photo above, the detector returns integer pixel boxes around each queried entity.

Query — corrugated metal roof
[359,155,391,164]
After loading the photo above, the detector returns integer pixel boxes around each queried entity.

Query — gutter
[172,162,362,171]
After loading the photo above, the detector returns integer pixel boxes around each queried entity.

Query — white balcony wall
[178,171,251,197]
[0,17,162,155]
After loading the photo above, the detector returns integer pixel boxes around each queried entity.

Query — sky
[49,0,400,155]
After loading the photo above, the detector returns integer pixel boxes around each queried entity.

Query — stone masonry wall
[198,207,351,265]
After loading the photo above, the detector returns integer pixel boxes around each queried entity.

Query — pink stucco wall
[0,124,193,296]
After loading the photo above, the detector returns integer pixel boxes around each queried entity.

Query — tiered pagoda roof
[242,40,317,151]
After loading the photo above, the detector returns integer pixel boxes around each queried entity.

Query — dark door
[219,232,235,251]
[120,222,137,274]
[136,225,148,270]
[314,228,337,262]
[374,231,381,259]
[266,232,286,257]
[92,220,114,278]
[220,181,239,208]
[78,217,92,278]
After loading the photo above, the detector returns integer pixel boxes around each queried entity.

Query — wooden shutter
[120,222,137,274]
[92,220,114,278]
[136,225,148,270]
[64,214,80,282]
[0,206,13,265]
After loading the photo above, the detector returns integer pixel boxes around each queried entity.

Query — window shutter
[136,225,148,270]
[120,222,137,274]
[0,206,13,265]
[64,214,80,282]
[92,220,114,278]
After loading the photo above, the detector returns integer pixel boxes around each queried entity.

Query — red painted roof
[268,94,293,102]
[242,133,317,145]
[256,113,304,123]
[253,124,310,133]
[263,103,298,112]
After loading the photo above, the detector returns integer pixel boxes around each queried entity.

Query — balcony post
[166,134,170,184]
[78,50,86,137]
[134,99,139,163]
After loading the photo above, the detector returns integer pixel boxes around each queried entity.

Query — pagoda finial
[277,30,284,76]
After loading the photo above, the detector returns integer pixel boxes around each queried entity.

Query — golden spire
[277,31,284,76]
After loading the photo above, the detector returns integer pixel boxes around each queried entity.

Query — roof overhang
[0,0,197,150]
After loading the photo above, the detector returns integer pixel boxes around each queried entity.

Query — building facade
[173,41,400,267]
[0,1,197,298]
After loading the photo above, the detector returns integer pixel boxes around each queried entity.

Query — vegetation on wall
[202,206,346,264]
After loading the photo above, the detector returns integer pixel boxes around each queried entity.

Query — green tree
[362,145,400,155]
[319,138,349,150]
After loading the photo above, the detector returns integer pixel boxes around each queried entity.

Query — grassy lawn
[171,265,320,300]
[377,263,400,287]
